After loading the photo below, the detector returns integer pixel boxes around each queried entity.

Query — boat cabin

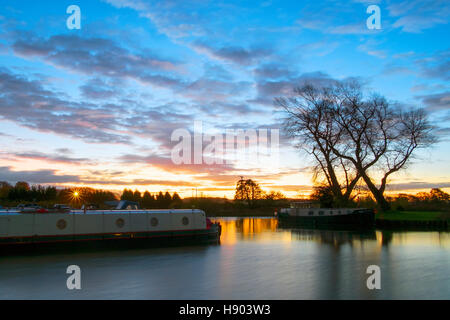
[290,201,320,209]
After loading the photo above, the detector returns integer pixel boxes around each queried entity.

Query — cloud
[385,181,450,191]
[11,33,185,90]
[434,127,450,137]
[118,154,236,175]
[0,69,132,144]
[417,91,450,112]
[263,184,312,192]
[192,41,273,66]
[182,77,252,103]
[253,71,335,105]
[80,178,198,187]
[415,50,450,81]
[79,78,121,100]
[103,0,216,40]
[383,64,414,76]
[202,63,234,81]
[0,166,80,184]
[388,0,450,33]
[253,64,296,79]
[328,23,377,35]
[13,151,92,165]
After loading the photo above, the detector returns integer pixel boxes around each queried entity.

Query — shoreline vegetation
[208,210,450,222]
[1,180,449,228]
[374,210,449,229]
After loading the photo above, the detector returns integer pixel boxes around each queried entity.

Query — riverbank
[376,210,449,221]
[375,210,449,229]
[208,209,450,229]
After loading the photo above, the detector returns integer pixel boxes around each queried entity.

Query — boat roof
[0,209,205,217]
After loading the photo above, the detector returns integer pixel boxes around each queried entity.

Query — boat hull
[0,224,221,254]
[0,209,221,254]
[278,209,375,229]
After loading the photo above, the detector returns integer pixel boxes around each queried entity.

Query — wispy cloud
[418,91,450,112]
[0,166,80,184]
[388,0,450,33]
[192,41,274,66]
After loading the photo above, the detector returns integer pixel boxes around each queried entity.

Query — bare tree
[276,84,360,207]
[277,80,436,211]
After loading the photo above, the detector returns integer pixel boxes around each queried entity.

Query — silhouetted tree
[121,189,134,201]
[311,185,335,208]
[234,177,263,208]
[171,192,183,208]
[142,191,155,209]
[163,192,172,208]
[83,189,117,206]
[133,190,142,203]
[15,181,30,191]
[262,191,287,207]
[156,191,164,207]
[278,80,435,211]
[0,181,12,199]
[429,188,450,202]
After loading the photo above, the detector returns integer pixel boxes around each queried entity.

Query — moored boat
[275,201,375,229]
[0,207,221,252]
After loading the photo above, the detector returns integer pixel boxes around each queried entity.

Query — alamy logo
[366,5,381,30]
[66,265,81,290]
[170,121,279,169]
[366,265,381,290]
[66,5,81,30]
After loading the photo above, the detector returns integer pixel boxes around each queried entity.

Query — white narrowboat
[0,207,221,252]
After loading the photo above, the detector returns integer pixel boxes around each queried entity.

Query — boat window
[150,217,158,227]
[308,211,314,215]
[116,218,125,228]
[318,211,324,215]
[182,216,189,225]
[56,219,67,230]
[329,211,333,215]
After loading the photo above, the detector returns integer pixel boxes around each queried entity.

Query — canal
[0,217,448,299]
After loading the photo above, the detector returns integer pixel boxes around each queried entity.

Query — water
[0,217,449,299]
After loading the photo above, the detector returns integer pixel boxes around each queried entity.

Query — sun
[69,190,82,203]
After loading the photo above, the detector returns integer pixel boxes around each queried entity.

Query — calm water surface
[0,217,449,299]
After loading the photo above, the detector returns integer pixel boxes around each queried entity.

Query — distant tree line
[120,189,182,209]
[0,182,185,210]
[387,188,450,212]
[1,181,58,202]
[0,181,118,208]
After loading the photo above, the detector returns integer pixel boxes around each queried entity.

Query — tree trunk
[359,171,391,211]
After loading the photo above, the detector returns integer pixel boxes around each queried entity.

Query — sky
[0,0,449,198]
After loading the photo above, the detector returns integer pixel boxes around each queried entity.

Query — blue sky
[0,0,449,197]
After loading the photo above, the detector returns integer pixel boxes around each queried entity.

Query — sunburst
[69,189,83,204]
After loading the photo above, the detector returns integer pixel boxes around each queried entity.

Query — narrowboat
[0,204,221,252]
[275,201,375,229]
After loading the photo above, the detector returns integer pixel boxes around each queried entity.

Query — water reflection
[213,217,279,245]
[289,229,377,247]
[212,217,450,249]
[0,217,448,299]
[210,217,449,299]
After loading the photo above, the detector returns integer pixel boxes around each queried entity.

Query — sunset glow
[0,1,449,198]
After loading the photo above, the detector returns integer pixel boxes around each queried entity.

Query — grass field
[376,210,450,221]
